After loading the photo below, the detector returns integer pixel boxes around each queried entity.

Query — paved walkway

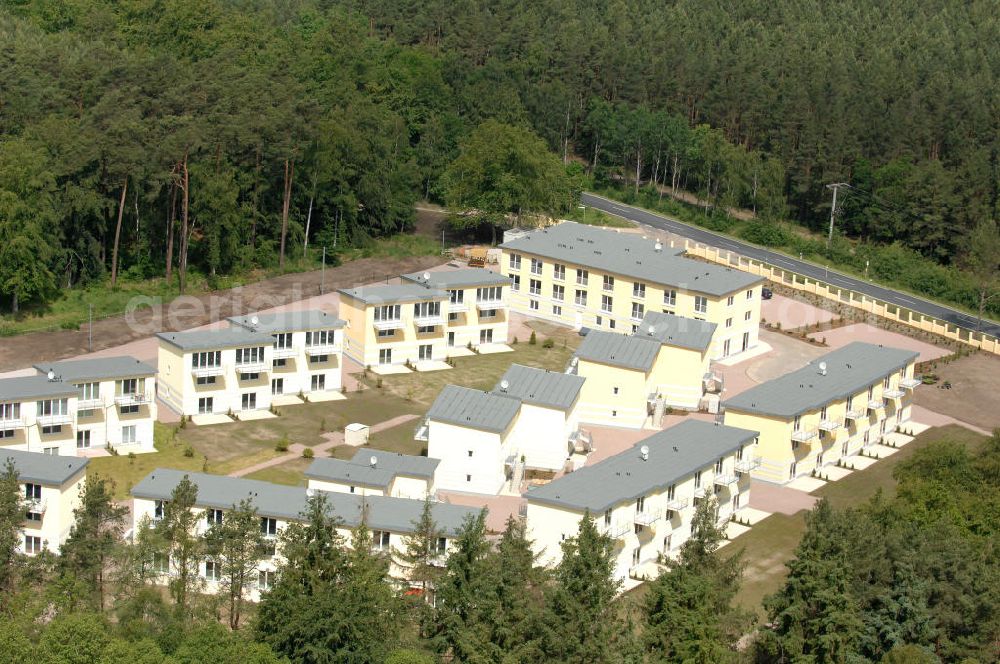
[228,413,420,478]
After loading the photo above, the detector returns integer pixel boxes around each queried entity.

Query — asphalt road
[581,192,1000,339]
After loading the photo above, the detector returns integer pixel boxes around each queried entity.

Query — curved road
[582,192,1000,339]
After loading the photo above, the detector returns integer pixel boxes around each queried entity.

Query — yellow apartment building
[572,311,717,426]
[156,327,276,417]
[525,419,758,590]
[722,341,920,484]
[227,309,346,400]
[499,222,763,360]
[34,356,157,453]
[4,448,88,555]
[131,468,479,600]
[0,375,79,456]
[304,450,439,500]
[401,268,511,349]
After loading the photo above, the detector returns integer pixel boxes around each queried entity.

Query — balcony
[845,409,865,421]
[791,428,818,443]
[735,457,761,474]
[900,377,921,391]
[633,509,662,527]
[475,299,506,311]
[305,344,340,356]
[818,419,841,432]
[664,496,689,512]
[37,413,72,427]
[413,419,429,442]
[115,392,151,408]
[569,428,593,454]
[413,314,445,327]
[713,473,739,487]
[693,486,707,499]
[883,388,905,399]
[25,499,47,515]
[448,301,468,313]
[0,417,26,430]
[77,398,104,411]
[235,361,268,374]
[373,318,404,331]
[867,399,884,411]
[601,521,631,540]
[272,346,297,359]
[191,365,224,378]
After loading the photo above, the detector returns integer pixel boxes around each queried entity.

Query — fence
[682,241,1000,357]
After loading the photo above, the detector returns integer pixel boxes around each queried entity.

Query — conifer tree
[396,497,445,602]
[153,475,203,620]
[203,498,263,630]
[0,460,22,607]
[485,515,546,662]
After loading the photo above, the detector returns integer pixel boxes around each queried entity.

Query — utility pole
[88,304,93,352]
[321,246,326,295]
[826,183,848,247]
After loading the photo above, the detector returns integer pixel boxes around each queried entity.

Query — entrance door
[418,344,433,361]
[742,331,750,352]
[241,393,257,411]
[379,348,392,365]
[722,339,731,357]
[198,397,214,414]
[447,332,456,347]
[479,328,493,344]
[789,462,797,480]
[311,374,326,391]
[76,430,91,449]
[271,378,283,395]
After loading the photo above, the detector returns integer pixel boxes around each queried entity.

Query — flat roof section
[574,331,661,372]
[2,449,88,485]
[634,311,717,352]
[426,384,522,434]
[228,310,345,334]
[401,268,511,289]
[306,450,439,488]
[338,283,448,306]
[34,356,156,383]
[155,328,275,352]
[493,364,585,411]
[0,375,77,402]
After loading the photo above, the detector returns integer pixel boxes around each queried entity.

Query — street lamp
[578,204,587,224]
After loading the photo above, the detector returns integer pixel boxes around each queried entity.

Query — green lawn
[730,424,989,616]
[563,205,636,228]
[244,457,312,486]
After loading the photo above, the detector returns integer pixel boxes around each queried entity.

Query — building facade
[228,310,346,400]
[525,420,758,590]
[3,449,88,555]
[0,375,79,456]
[156,328,276,417]
[722,342,920,484]
[131,468,478,601]
[401,269,511,349]
[499,222,763,360]
[305,450,439,500]
[34,356,157,453]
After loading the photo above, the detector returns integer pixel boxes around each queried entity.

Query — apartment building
[227,310,346,400]
[3,448,88,555]
[499,222,763,360]
[339,283,450,367]
[400,269,511,349]
[525,419,758,589]
[423,364,586,494]
[156,328,276,417]
[0,375,79,456]
[131,468,479,600]
[305,450,439,500]
[572,311,717,426]
[34,356,157,453]
[722,341,920,484]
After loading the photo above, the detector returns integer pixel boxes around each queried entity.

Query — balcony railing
[601,521,631,540]
[664,496,689,512]
[235,361,268,374]
[115,392,151,407]
[714,473,739,487]
[883,388,905,399]
[475,299,505,310]
[305,344,340,356]
[735,457,761,474]
[818,419,841,432]
[37,413,72,427]
[867,399,884,411]
[900,378,921,390]
[272,346,297,359]
[0,417,26,430]
[373,318,404,331]
[845,409,865,420]
[448,301,468,312]
[634,509,662,526]
[791,428,818,443]
[25,499,47,515]
[77,398,103,411]
[413,314,445,327]
[693,486,707,499]
[191,365,224,378]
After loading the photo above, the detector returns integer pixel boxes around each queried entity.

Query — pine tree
[0,459,22,608]
[58,473,129,612]
[153,475,203,620]
[396,496,445,603]
[203,498,263,630]
[485,515,546,663]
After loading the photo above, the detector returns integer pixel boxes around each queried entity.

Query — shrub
[182,445,194,458]
[740,221,791,247]
[376,377,383,389]
[275,435,290,452]
[542,338,555,349]
[529,331,537,345]
[302,448,315,459]
[512,336,518,344]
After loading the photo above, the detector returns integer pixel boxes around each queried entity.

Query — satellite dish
[47,370,55,381]
[655,241,663,251]
[306,488,315,497]
[500,379,510,391]
[570,357,578,367]
[250,315,259,326]
[647,325,656,335]
[640,445,650,460]
[369,455,378,468]
[818,361,827,375]
[423,272,431,281]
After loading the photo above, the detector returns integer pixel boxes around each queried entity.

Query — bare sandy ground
[809,323,950,362]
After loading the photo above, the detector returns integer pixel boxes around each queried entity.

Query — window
[552,305,562,316]
[530,258,543,275]
[601,295,613,314]
[633,282,646,298]
[727,295,735,306]
[868,385,874,399]
[414,301,441,319]
[694,471,702,489]
[204,560,220,581]
[78,382,100,401]
[596,315,602,326]
[235,346,265,365]
[820,406,828,420]
[436,537,448,554]
[476,286,502,302]
[746,289,754,300]
[379,349,393,365]
[261,517,277,537]
[448,312,459,322]
[76,430,91,449]
[154,500,167,521]
[631,548,641,566]
[153,552,170,573]
[466,474,472,483]
[715,457,724,474]
[306,330,337,347]
[508,253,521,270]
[636,495,646,513]
[271,378,284,395]
[417,325,436,333]
[574,290,587,306]
[552,284,565,301]
[122,425,136,444]
[0,430,12,440]
[529,279,542,296]
[37,398,68,418]
[480,309,497,319]
[258,570,275,591]
[509,274,520,291]
[663,290,676,307]
[847,396,854,411]
[375,304,401,322]
[41,425,62,435]
[449,289,464,305]
[238,372,259,382]
[553,263,566,280]
[25,511,41,523]
[726,317,733,328]
[602,275,614,292]
[883,375,890,389]
[43,447,58,455]
[274,332,293,350]
[372,530,391,550]
[418,344,433,361]
[196,375,217,386]
[793,415,801,431]
[309,354,328,364]
[604,509,612,526]
[667,484,676,500]
[631,302,644,321]
[119,377,139,396]
[744,311,752,321]
[608,319,616,330]
[193,351,221,368]
[241,393,257,410]
[377,329,395,338]
[198,397,213,414]
[468,450,474,457]
[24,536,42,555]
[311,374,326,391]
[694,296,708,314]
[120,404,139,414]
[613,387,619,395]
[529,300,539,311]
[207,509,224,526]
[25,483,41,501]
[576,269,589,286]
[611,409,617,417]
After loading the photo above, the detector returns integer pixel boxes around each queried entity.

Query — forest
[1,0,998,315]
[1,431,998,662]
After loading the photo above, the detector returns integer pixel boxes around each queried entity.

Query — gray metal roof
[426,385,521,434]
[34,356,156,383]
[526,419,758,512]
[401,269,511,289]
[227,310,345,334]
[574,331,661,371]
[634,311,717,352]
[338,283,448,305]
[305,451,439,488]
[155,328,274,352]
[723,342,920,419]
[131,468,477,535]
[0,375,76,402]
[493,364,585,411]
[1,449,88,485]
[500,222,763,296]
